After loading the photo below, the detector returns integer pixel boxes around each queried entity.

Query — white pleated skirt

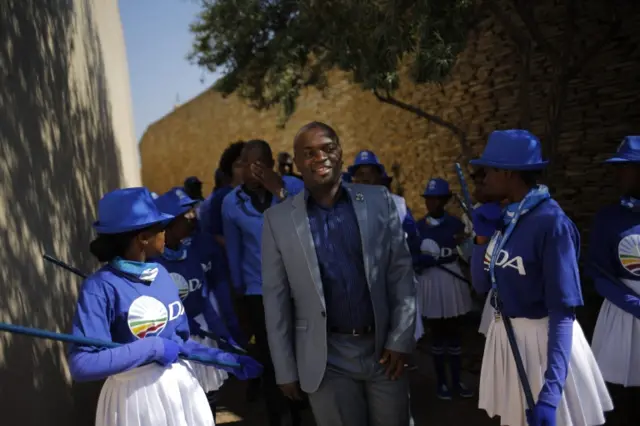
[96,361,215,426]
[479,317,612,426]
[417,262,472,319]
[591,279,640,387]
[478,290,496,336]
[190,314,229,393]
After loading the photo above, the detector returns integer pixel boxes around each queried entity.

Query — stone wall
[140,2,640,239]
[0,1,140,425]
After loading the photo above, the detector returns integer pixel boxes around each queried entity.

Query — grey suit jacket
[261,183,416,393]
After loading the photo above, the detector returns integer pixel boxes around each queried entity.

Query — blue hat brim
[469,158,548,171]
[422,192,452,198]
[604,156,639,164]
[93,212,175,235]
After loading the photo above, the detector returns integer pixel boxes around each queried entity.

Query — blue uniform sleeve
[538,308,574,407]
[284,176,305,196]
[587,210,640,318]
[211,192,225,237]
[403,208,422,258]
[201,284,232,340]
[68,284,163,382]
[471,243,491,293]
[541,217,584,310]
[222,195,244,293]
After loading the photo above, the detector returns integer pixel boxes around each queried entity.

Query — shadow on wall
[0,1,124,425]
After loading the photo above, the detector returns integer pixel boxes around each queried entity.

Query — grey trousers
[307,333,410,426]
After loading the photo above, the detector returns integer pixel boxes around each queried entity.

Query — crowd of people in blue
[65,120,640,426]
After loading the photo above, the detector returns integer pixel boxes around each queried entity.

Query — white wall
[0,1,139,424]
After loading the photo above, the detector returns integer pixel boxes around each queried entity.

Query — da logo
[169,272,202,300]
[428,179,437,190]
[127,296,168,339]
[483,233,526,276]
[618,234,640,276]
[420,238,453,258]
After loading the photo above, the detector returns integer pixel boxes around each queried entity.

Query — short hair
[218,140,246,178]
[294,121,340,146]
[243,139,273,163]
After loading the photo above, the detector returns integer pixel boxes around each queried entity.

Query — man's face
[352,165,384,185]
[294,128,342,188]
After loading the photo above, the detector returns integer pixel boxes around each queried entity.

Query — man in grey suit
[261,121,416,426]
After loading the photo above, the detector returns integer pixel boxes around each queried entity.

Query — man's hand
[279,381,303,400]
[251,162,284,198]
[379,349,406,380]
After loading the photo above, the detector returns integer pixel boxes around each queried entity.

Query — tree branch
[512,0,560,63]
[372,88,468,154]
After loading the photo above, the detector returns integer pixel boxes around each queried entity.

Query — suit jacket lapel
[345,184,371,288]
[291,192,326,308]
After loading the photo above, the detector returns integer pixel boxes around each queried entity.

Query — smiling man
[261,121,416,426]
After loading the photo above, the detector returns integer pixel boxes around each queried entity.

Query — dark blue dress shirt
[307,189,374,330]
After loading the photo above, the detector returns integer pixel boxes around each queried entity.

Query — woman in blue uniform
[415,177,473,400]
[153,187,242,418]
[588,136,640,426]
[68,187,262,426]
[470,130,612,426]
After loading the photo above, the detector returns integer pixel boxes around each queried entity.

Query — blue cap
[422,178,451,197]
[154,187,198,217]
[93,187,174,234]
[469,130,548,171]
[605,136,640,163]
[347,150,389,177]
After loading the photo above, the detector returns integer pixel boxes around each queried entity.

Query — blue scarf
[109,257,159,282]
[620,196,640,212]
[162,244,188,261]
[489,185,551,295]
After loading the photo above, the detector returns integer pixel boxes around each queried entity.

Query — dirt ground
[215,311,501,426]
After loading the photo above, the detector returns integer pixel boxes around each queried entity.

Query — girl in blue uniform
[68,187,262,426]
[415,177,473,400]
[470,130,612,426]
[588,136,640,426]
[153,187,241,418]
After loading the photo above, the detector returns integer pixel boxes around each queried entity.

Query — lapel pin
[355,192,364,202]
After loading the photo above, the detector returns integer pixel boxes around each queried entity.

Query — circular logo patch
[618,234,640,276]
[420,238,440,256]
[127,296,168,339]
[169,272,190,300]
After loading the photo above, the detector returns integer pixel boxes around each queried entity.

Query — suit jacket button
[321,311,326,317]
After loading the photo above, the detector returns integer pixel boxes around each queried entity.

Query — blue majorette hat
[347,150,389,177]
[605,136,640,163]
[154,187,198,217]
[470,130,548,171]
[93,187,174,234]
[422,178,451,197]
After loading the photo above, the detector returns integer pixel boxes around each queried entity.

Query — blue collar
[488,185,550,296]
[162,243,188,261]
[109,257,160,282]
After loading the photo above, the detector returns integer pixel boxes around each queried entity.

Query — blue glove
[231,355,263,380]
[526,401,557,426]
[471,202,502,237]
[156,338,181,366]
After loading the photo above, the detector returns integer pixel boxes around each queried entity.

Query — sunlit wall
[0,1,139,424]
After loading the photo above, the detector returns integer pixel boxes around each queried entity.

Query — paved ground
[215,312,501,426]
